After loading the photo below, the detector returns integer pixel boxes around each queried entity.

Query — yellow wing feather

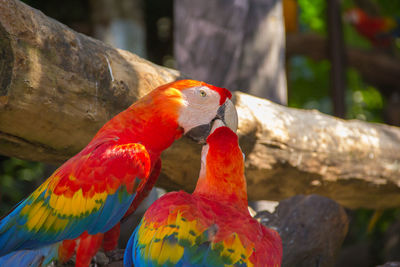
[137,210,255,266]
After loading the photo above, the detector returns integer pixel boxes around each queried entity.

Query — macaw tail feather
[75,232,104,267]
[103,223,121,251]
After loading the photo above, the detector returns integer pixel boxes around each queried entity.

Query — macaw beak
[186,99,238,144]
[217,98,238,133]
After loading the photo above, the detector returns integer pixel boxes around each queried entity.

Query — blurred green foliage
[294,0,400,265]
[298,0,326,33]
[288,57,331,113]
[293,0,393,122]
[346,68,384,122]
[0,156,44,215]
[288,57,384,122]
[370,0,400,17]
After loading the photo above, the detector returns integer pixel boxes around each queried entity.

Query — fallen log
[1,0,400,209]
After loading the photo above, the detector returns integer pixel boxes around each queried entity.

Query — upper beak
[185,99,238,144]
[216,98,238,133]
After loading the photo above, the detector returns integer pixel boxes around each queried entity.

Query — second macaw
[0,79,238,267]
[124,122,282,267]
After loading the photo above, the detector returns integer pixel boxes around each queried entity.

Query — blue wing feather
[0,242,60,267]
[0,186,135,255]
[124,225,138,267]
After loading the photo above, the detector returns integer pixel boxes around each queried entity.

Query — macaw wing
[62,157,161,265]
[0,141,151,255]
[90,159,161,264]
[122,158,162,222]
[124,193,256,267]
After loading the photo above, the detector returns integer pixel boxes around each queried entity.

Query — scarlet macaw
[0,80,238,266]
[124,122,282,267]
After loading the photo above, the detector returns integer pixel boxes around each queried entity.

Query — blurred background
[1,0,400,266]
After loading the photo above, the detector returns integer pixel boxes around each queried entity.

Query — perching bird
[124,122,282,267]
[344,7,400,47]
[0,79,238,267]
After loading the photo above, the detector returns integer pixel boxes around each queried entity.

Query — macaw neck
[193,154,249,213]
[93,94,183,157]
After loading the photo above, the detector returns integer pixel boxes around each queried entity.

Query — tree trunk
[327,0,347,118]
[1,0,400,209]
[174,0,287,104]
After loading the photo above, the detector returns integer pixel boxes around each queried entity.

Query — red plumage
[0,79,236,267]
[127,126,282,266]
[344,8,400,47]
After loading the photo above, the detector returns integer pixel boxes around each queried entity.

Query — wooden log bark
[1,0,400,209]
[0,0,179,163]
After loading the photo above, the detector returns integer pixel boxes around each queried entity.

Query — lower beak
[186,99,238,144]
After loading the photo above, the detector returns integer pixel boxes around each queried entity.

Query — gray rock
[256,194,349,267]
[334,242,372,267]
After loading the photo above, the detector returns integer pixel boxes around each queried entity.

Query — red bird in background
[344,7,400,47]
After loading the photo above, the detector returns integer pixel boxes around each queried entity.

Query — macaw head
[199,119,244,181]
[194,119,248,210]
[344,8,365,24]
[170,79,238,143]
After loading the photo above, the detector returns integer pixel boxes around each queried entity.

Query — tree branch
[1,0,400,209]
[286,33,400,92]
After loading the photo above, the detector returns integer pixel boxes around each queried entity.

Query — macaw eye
[199,90,207,97]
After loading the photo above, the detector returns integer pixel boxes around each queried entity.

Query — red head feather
[205,83,232,105]
[165,79,232,105]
